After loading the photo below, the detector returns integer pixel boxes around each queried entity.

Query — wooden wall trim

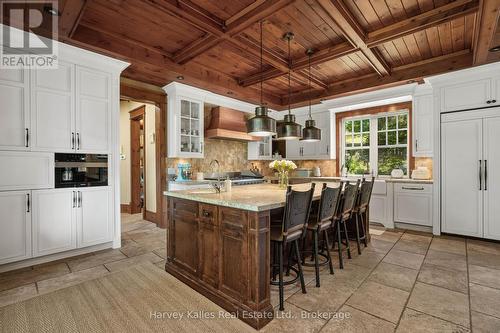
[121,81,167,229]
[335,101,414,175]
[120,204,131,214]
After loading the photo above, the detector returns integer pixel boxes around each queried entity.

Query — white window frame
[341,109,410,177]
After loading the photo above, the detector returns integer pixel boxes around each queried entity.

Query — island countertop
[164,182,333,211]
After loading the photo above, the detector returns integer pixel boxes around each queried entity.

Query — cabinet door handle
[76,133,80,150]
[492,100,497,104]
[202,210,210,217]
[326,145,329,154]
[401,186,424,191]
[26,194,30,213]
[415,139,418,151]
[485,160,488,191]
[487,100,492,104]
[78,191,82,207]
[72,132,75,150]
[479,160,483,191]
[73,191,76,208]
[25,128,29,148]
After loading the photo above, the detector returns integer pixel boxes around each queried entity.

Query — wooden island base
[166,197,274,329]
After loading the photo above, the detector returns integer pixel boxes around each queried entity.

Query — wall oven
[55,153,108,188]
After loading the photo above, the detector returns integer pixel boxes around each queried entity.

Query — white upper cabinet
[168,95,204,158]
[413,92,434,157]
[76,66,111,153]
[31,61,75,152]
[248,136,273,160]
[315,111,334,159]
[0,191,31,265]
[441,78,493,112]
[0,69,30,151]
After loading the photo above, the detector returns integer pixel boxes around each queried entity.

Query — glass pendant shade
[301,119,321,142]
[247,106,277,136]
[276,113,302,140]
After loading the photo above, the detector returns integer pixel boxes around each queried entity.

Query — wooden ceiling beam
[366,0,480,48]
[239,42,357,86]
[317,0,390,76]
[473,0,500,64]
[69,25,282,108]
[228,36,289,72]
[58,0,88,38]
[173,34,221,64]
[286,50,473,109]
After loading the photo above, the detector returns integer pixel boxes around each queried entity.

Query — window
[341,110,409,177]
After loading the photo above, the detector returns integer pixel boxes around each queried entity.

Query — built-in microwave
[55,153,108,188]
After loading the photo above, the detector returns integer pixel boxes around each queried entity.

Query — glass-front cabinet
[169,96,204,158]
[248,135,272,160]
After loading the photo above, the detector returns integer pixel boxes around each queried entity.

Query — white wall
[119,101,157,213]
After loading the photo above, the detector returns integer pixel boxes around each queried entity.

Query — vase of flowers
[269,160,297,188]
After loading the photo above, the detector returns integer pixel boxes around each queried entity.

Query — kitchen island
[164,183,333,329]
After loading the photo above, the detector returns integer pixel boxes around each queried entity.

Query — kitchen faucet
[209,159,222,193]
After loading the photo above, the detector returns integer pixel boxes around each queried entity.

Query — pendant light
[247,21,276,137]
[276,32,302,140]
[301,48,321,142]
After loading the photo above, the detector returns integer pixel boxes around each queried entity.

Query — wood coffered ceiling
[3,0,500,109]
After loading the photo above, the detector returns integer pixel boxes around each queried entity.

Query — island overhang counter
[163,182,349,329]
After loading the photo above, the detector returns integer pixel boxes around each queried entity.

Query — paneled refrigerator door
[483,116,500,240]
[441,117,483,237]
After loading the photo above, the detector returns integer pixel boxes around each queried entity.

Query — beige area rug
[0,264,256,333]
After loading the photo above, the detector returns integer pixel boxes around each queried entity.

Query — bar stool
[332,180,360,269]
[353,177,374,254]
[303,183,342,287]
[270,183,315,311]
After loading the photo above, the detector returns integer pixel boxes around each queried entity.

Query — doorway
[129,105,146,216]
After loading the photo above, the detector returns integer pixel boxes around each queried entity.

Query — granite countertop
[265,176,433,184]
[168,180,211,185]
[164,182,334,212]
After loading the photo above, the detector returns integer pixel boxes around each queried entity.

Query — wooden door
[483,116,500,240]
[32,189,77,257]
[78,187,113,247]
[0,69,30,150]
[130,106,145,215]
[441,117,483,237]
[31,62,75,152]
[76,67,111,153]
[0,191,31,265]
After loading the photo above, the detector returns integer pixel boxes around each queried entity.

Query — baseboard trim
[120,204,131,214]
[145,210,159,224]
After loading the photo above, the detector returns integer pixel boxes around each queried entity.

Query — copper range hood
[205,106,262,142]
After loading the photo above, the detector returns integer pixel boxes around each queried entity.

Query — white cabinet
[441,110,500,240]
[285,112,334,160]
[32,189,77,257]
[483,116,500,240]
[31,62,75,152]
[78,187,113,247]
[394,184,433,226]
[76,67,111,153]
[248,136,272,160]
[0,151,54,191]
[0,191,31,265]
[0,69,30,151]
[413,93,434,157]
[168,96,204,158]
[32,187,113,257]
[30,63,112,153]
[441,78,495,112]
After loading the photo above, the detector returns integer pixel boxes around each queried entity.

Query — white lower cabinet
[394,184,433,226]
[0,191,31,265]
[78,187,113,247]
[32,189,77,257]
[32,187,112,258]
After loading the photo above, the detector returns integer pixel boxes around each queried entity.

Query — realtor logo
[1,0,58,68]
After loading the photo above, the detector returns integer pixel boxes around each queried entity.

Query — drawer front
[394,183,432,194]
[0,151,54,191]
[171,198,198,220]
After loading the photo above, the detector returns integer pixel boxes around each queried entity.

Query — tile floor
[0,214,499,332]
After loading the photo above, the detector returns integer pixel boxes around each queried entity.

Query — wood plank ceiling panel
[376,13,475,67]
[80,0,206,55]
[189,0,256,20]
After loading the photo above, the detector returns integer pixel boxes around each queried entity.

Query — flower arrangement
[269,160,297,188]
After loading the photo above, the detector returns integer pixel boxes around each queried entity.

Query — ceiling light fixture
[43,6,60,16]
[301,48,321,142]
[176,75,184,80]
[247,21,276,137]
[276,32,302,141]
[489,45,500,52]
